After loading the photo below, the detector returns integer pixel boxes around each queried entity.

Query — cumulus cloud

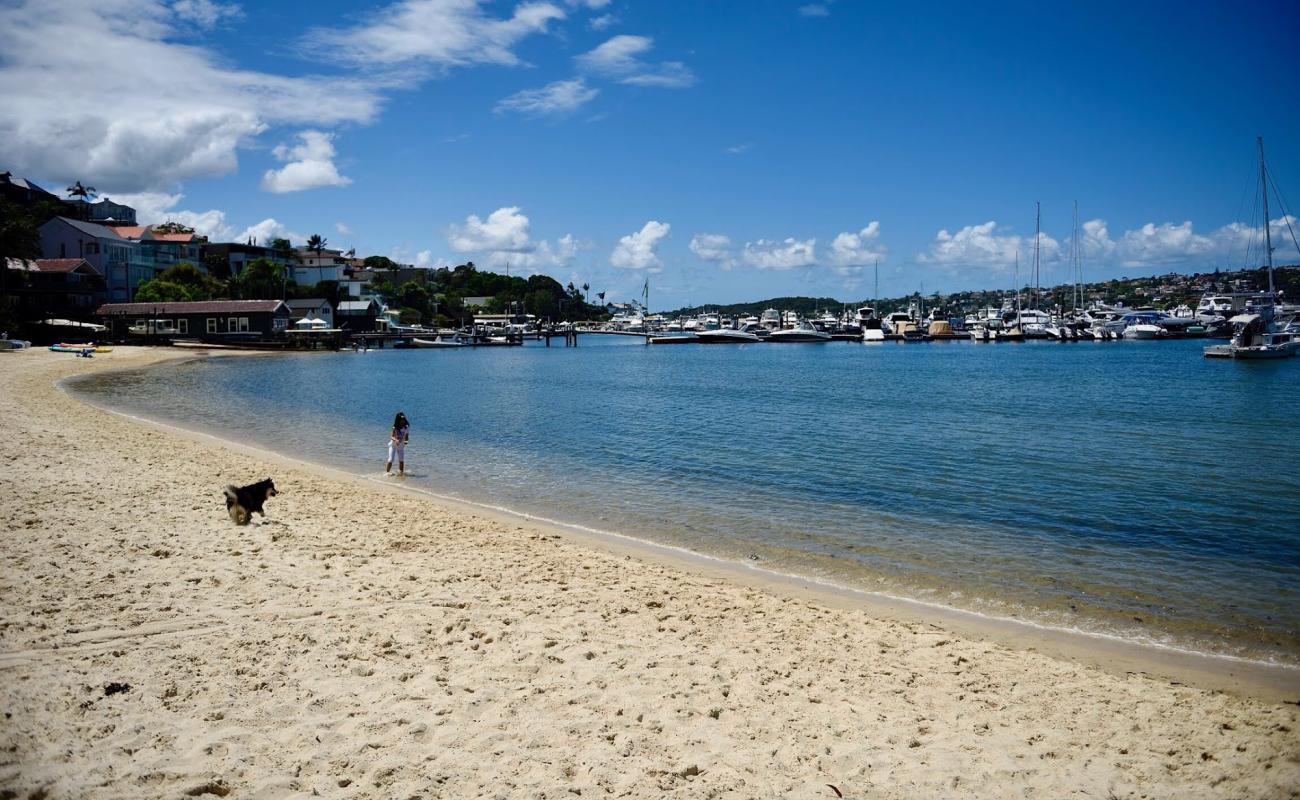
[827,221,886,274]
[918,220,1060,276]
[1047,215,1299,271]
[495,78,599,117]
[577,35,695,88]
[689,233,734,268]
[105,191,235,240]
[0,0,381,193]
[742,237,817,270]
[237,218,302,247]
[336,221,354,237]
[611,220,671,270]
[447,206,583,270]
[307,0,565,70]
[449,206,535,253]
[589,13,616,30]
[260,130,352,193]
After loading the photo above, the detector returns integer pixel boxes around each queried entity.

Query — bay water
[69,336,1300,666]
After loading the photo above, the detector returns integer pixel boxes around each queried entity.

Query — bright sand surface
[1,346,1297,799]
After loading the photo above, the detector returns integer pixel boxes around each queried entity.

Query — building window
[228,317,237,332]
[239,317,250,332]
[207,318,217,334]
[177,319,188,334]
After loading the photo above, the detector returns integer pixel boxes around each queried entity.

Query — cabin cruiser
[760,308,781,329]
[1113,311,1170,339]
[1196,294,1234,319]
[883,310,918,336]
[768,320,832,342]
[1012,308,1053,339]
[696,322,766,343]
[1204,307,1298,359]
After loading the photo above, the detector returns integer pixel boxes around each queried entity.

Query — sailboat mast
[1033,201,1041,311]
[1072,200,1080,312]
[1259,136,1275,298]
[874,258,879,304]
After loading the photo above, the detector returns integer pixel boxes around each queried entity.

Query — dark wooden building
[96,300,291,341]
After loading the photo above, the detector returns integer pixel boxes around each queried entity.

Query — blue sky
[2,0,1298,307]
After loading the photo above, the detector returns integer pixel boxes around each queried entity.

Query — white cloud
[170,0,241,27]
[336,221,354,237]
[798,4,830,17]
[308,0,565,70]
[577,35,695,88]
[260,130,352,193]
[447,206,583,271]
[828,221,886,276]
[495,78,599,117]
[689,233,734,268]
[449,206,536,253]
[0,0,381,193]
[415,249,435,268]
[589,13,616,30]
[611,220,671,270]
[919,220,1060,276]
[105,191,235,240]
[724,143,753,155]
[237,218,301,247]
[567,0,610,8]
[742,237,817,270]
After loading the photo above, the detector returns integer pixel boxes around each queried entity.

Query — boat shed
[96,300,291,341]
[336,299,381,332]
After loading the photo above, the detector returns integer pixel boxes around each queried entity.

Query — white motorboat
[411,336,467,348]
[696,323,764,343]
[759,308,781,329]
[768,321,832,342]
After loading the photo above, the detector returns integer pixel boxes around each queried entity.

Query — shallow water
[71,336,1300,664]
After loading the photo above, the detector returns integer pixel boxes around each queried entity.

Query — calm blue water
[71,336,1300,664]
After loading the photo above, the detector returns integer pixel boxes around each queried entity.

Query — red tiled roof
[111,225,148,239]
[34,258,97,274]
[151,232,198,242]
[96,300,286,315]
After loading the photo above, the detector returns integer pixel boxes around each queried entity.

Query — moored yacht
[768,320,832,342]
[696,323,765,343]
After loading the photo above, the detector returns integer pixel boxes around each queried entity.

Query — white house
[285,298,335,329]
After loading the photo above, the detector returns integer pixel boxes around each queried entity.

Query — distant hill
[666,266,1300,318]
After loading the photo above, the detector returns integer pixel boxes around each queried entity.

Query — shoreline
[3,346,1297,798]
[64,350,1300,700]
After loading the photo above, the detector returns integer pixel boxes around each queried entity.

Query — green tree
[395,280,432,321]
[364,255,398,270]
[237,258,286,300]
[134,262,223,302]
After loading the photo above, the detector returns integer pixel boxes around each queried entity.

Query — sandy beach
[1,347,1296,799]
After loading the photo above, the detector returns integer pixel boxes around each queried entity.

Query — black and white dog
[223,478,278,525]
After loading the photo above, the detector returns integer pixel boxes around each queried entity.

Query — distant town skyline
[2,0,1298,307]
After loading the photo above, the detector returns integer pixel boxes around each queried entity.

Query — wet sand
[1,346,1297,799]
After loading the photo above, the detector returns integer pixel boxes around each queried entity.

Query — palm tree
[306,234,327,260]
[582,282,589,303]
[66,180,96,201]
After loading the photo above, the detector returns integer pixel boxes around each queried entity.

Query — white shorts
[388,441,405,462]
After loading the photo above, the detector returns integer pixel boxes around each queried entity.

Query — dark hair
[393,412,408,429]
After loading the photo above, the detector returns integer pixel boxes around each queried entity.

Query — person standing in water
[387,411,410,476]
